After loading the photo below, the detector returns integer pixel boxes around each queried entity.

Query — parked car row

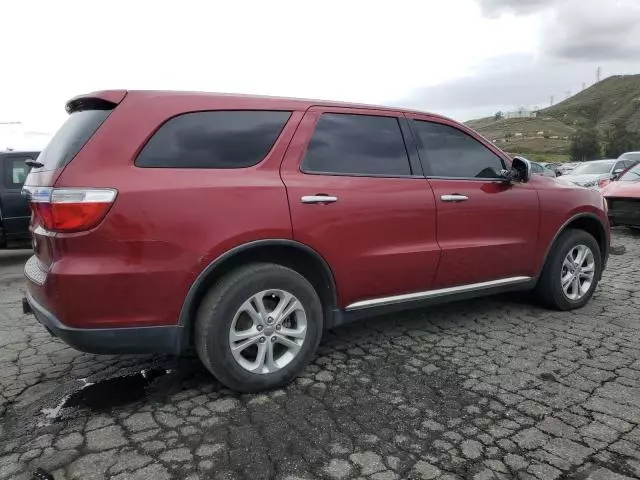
[532,154,640,183]
[556,158,637,189]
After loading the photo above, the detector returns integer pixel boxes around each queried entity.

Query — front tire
[535,229,602,310]
[194,263,323,393]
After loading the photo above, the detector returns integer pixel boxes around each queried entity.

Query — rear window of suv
[35,109,112,171]
[136,111,291,168]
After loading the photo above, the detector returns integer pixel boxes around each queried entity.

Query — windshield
[571,161,614,175]
[620,163,640,182]
[620,153,640,162]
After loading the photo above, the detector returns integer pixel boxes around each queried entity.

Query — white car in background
[557,159,631,189]
[556,162,580,176]
[617,151,640,164]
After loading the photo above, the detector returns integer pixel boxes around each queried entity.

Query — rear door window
[302,113,412,176]
[35,109,112,171]
[135,111,291,168]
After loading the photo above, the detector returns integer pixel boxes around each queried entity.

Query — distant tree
[494,111,504,120]
[570,129,600,162]
[604,120,640,158]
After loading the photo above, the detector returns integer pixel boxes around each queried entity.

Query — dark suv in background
[1,151,38,248]
[23,90,609,392]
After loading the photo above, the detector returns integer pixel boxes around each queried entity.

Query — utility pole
[550,95,554,106]
[596,66,601,83]
[582,82,586,91]
[565,90,571,99]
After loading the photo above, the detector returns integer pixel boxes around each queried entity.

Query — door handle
[441,194,469,202]
[301,195,338,204]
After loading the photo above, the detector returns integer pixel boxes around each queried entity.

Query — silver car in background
[557,159,631,189]
[530,161,557,177]
[556,162,580,176]
[618,151,640,163]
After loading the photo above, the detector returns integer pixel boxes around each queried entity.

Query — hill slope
[466,74,640,160]
[542,74,640,131]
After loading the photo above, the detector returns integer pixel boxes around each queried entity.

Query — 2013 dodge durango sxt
[23,90,609,392]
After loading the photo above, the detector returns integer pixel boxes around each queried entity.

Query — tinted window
[302,113,411,176]
[136,111,291,168]
[36,109,112,171]
[614,161,626,171]
[412,121,504,178]
[530,162,543,173]
[4,156,32,189]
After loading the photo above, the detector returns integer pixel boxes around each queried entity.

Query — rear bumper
[24,290,185,355]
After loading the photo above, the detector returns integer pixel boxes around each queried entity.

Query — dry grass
[466,74,640,156]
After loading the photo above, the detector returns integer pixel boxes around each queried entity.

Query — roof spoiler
[65,90,128,114]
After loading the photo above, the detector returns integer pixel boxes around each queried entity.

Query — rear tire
[535,229,601,310]
[194,263,323,393]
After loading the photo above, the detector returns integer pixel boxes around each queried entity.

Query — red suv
[23,91,609,392]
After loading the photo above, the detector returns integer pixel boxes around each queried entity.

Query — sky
[1,0,639,150]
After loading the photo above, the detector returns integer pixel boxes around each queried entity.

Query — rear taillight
[23,187,117,233]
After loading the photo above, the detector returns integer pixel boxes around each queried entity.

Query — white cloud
[398,0,640,120]
[2,0,636,148]
[1,0,537,148]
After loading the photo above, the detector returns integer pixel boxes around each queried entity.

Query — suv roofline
[69,89,456,123]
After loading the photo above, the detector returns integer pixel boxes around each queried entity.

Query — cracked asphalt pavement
[1,230,640,480]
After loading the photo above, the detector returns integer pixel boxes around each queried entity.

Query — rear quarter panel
[40,95,302,328]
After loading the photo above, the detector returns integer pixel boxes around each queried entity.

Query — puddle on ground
[39,360,212,422]
[65,368,172,410]
[41,368,171,420]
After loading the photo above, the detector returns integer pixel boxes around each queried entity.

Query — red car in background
[602,162,640,229]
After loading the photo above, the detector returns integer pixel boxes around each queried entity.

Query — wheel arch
[179,239,339,347]
[539,212,609,277]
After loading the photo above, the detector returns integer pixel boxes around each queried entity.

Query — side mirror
[612,169,624,180]
[505,156,531,183]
